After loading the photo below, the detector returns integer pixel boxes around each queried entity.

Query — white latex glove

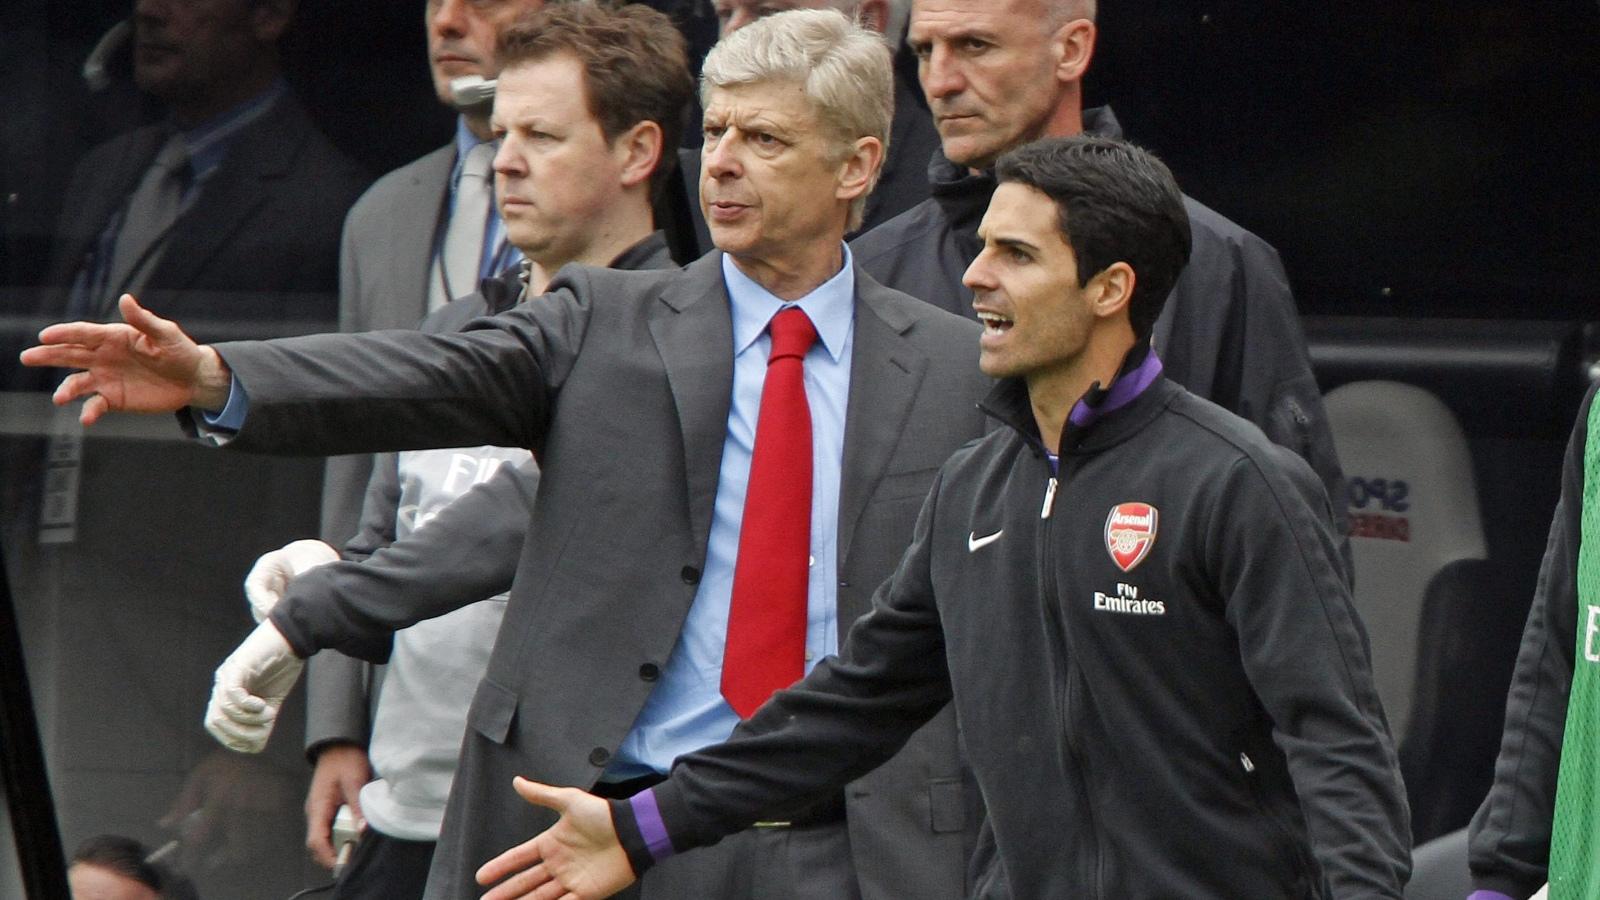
[244,539,339,623]
[205,619,305,753]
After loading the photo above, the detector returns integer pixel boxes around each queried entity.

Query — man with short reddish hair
[299,0,553,881]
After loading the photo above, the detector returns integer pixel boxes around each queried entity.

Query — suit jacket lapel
[837,267,928,608]
[150,98,307,291]
[392,144,455,317]
[47,129,163,293]
[648,253,735,552]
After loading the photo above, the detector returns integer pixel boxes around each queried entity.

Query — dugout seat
[1324,380,1487,742]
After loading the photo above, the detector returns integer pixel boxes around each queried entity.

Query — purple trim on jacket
[629,790,675,862]
[1068,348,1165,428]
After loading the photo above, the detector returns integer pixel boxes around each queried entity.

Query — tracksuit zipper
[1037,463,1103,898]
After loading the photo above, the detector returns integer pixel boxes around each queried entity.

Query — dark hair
[994,135,1192,340]
[70,834,198,900]
[496,4,695,198]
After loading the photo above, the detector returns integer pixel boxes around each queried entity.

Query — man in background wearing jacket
[852,0,1346,530]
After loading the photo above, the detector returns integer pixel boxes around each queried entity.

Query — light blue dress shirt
[607,247,857,778]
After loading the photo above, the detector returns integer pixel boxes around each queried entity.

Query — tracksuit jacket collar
[979,339,1171,459]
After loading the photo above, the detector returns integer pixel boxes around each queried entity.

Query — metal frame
[0,545,68,899]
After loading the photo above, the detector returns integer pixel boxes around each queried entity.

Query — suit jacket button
[589,747,610,767]
[639,663,660,682]
[680,566,701,585]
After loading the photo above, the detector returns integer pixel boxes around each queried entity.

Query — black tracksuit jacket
[1468,384,1599,898]
[616,359,1411,898]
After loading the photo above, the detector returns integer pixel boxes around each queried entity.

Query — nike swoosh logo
[968,530,1004,552]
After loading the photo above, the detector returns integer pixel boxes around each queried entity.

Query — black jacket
[1468,383,1600,898]
[616,351,1410,898]
[848,108,1347,537]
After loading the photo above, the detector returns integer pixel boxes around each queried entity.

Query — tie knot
[767,307,818,362]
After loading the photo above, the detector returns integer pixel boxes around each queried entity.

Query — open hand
[476,777,636,900]
[20,294,230,424]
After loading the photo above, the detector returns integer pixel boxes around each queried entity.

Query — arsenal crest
[1104,502,1159,572]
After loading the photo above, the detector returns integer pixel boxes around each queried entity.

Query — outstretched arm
[21,294,232,423]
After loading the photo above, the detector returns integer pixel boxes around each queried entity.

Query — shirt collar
[174,79,287,179]
[723,244,855,363]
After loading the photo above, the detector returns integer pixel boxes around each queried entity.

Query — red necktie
[722,306,818,718]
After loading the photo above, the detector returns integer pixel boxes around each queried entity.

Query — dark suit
[215,252,990,900]
[0,92,367,900]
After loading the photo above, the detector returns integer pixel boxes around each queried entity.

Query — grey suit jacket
[217,252,990,900]
[308,143,455,757]
[319,142,454,544]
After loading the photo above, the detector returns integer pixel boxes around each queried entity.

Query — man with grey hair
[851,0,1347,539]
[25,10,988,900]
[469,134,1410,900]
[675,0,940,243]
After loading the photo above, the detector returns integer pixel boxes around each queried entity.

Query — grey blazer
[307,144,455,758]
[319,142,454,544]
[217,252,990,900]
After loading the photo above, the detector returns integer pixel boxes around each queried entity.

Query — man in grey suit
[27,11,989,900]
[305,0,548,873]
[240,7,693,898]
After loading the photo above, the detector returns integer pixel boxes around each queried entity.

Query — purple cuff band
[1466,892,1517,900]
[629,789,676,862]
[1068,349,1164,427]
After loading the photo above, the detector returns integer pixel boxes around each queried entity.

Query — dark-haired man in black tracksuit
[851,0,1345,540]
[479,135,1410,900]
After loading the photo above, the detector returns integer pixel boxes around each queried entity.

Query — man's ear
[1049,16,1096,85]
[835,135,885,205]
[614,120,665,190]
[1088,261,1135,322]
[856,0,890,35]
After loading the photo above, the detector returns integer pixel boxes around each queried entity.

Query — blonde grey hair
[1049,0,1097,24]
[701,8,893,230]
